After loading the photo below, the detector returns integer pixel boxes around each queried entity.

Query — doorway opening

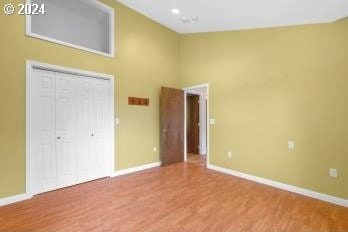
[184,84,209,166]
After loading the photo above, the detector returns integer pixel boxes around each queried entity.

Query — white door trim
[183,84,210,164]
[26,60,115,196]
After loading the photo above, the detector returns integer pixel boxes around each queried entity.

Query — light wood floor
[187,153,206,166]
[0,158,347,232]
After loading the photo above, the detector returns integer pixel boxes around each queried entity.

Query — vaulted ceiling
[117,0,348,33]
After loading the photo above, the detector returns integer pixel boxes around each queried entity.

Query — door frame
[26,60,115,195]
[183,84,209,164]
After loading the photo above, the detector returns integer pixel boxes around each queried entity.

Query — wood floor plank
[0,155,347,232]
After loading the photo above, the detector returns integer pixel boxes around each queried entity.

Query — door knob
[161,129,168,132]
[91,133,94,137]
[57,137,61,140]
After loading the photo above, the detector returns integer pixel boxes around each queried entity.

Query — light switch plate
[209,118,215,125]
[115,117,120,125]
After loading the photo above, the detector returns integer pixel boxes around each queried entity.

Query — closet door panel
[76,78,95,183]
[93,79,110,177]
[55,73,77,188]
[30,69,57,194]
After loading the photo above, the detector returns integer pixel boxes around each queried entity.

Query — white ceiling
[116,0,348,34]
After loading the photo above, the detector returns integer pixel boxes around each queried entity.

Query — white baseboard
[3,164,345,208]
[207,164,348,208]
[0,162,161,207]
[111,162,161,177]
[0,193,33,207]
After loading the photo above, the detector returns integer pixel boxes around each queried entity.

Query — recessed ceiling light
[171,8,180,15]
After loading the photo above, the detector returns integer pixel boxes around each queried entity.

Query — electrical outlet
[288,141,295,150]
[329,168,338,178]
[228,151,232,158]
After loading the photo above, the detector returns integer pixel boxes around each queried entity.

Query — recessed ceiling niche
[26,0,114,57]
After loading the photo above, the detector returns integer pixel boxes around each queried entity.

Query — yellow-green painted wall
[179,20,348,199]
[0,0,180,198]
[1,0,347,200]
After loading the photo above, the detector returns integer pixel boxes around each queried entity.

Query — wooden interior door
[160,87,184,166]
[187,95,200,154]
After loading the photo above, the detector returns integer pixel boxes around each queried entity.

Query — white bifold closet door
[29,68,110,195]
[76,77,110,183]
[55,72,77,189]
